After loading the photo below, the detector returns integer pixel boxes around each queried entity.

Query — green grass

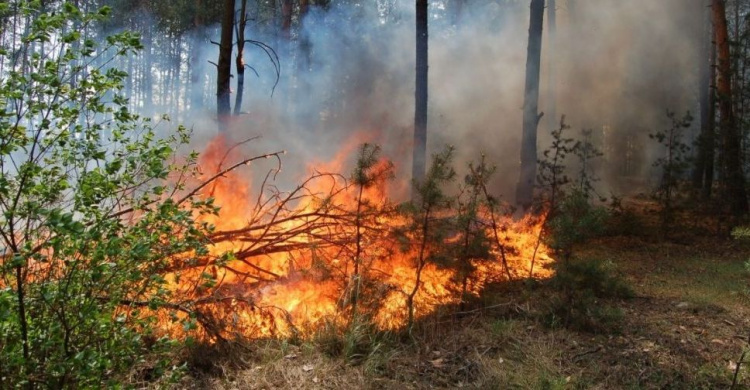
[640,253,748,310]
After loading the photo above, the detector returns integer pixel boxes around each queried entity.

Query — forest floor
[179,207,750,389]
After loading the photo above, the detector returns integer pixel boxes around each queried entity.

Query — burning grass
[152,136,555,342]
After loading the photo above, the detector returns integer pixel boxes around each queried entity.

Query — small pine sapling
[537,116,574,215]
[399,146,456,334]
[470,156,516,281]
[572,129,605,201]
[650,110,693,235]
[448,156,495,311]
[348,143,394,323]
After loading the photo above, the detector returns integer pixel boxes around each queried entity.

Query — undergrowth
[543,258,634,333]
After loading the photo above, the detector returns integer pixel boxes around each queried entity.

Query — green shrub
[544,259,633,333]
[0,4,211,387]
[604,195,645,237]
[546,190,609,260]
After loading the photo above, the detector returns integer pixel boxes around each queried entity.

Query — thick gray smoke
[183,0,703,201]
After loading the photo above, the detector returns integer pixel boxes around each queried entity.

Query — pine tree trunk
[694,0,716,198]
[412,0,429,198]
[189,0,205,111]
[234,0,248,116]
[707,17,718,198]
[281,0,292,39]
[280,0,293,115]
[298,0,311,75]
[547,0,557,131]
[217,0,235,131]
[713,0,748,215]
[516,0,545,208]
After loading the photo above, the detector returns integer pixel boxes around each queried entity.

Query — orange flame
[160,135,554,340]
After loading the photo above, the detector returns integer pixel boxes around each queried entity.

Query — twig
[572,346,602,362]
[176,151,285,207]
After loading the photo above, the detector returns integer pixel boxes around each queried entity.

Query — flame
[158,135,554,340]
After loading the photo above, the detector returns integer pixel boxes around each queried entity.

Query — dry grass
[171,211,750,389]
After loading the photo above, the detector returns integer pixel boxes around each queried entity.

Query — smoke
[180,0,703,201]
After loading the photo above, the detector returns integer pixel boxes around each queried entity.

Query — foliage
[649,110,693,234]
[546,190,609,261]
[536,116,574,213]
[397,145,456,333]
[544,258,633,333]
[442,154,495,309]
[604,194,645,237]
[571,128,604,201]
[0,3,212,387]
[731,226,750,296]
[535,117,609,260]
[469,155,516,280]
[347,143,394,322]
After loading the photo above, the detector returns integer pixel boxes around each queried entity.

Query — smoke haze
[181,0,703,201]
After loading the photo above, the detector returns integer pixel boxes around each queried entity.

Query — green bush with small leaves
[0,3,213,387]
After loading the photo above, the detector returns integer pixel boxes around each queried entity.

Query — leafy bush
[0,4,211,387]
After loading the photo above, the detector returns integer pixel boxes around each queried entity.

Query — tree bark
[713,0,748,215]
[298,0,311,73]
[516,0,545,208]
[694,0,716,198]
[234,0,248,116]
[281,0,292,39]
[296,0,312,117]
[217,0,235,131]
[547,0,557,131]
[412,0,429,198]
[190,0,205,111]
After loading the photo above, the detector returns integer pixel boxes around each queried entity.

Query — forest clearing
[1,0,750,388]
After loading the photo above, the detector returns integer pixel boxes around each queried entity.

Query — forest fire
[157,135,554,341]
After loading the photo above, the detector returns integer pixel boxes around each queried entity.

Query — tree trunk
[280,0,293,114]
[281,0,292,39]
[694,0,716,198]
[713,0,748,215]
[217,0,235,131]
[412,0,429,198]
[143,21,153,110]
[234,0,248,116]
[516,0,545,208]
[190,0,205,111]
[547,0,557,131]
[298,0,311,73]
[295,0,312,120]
